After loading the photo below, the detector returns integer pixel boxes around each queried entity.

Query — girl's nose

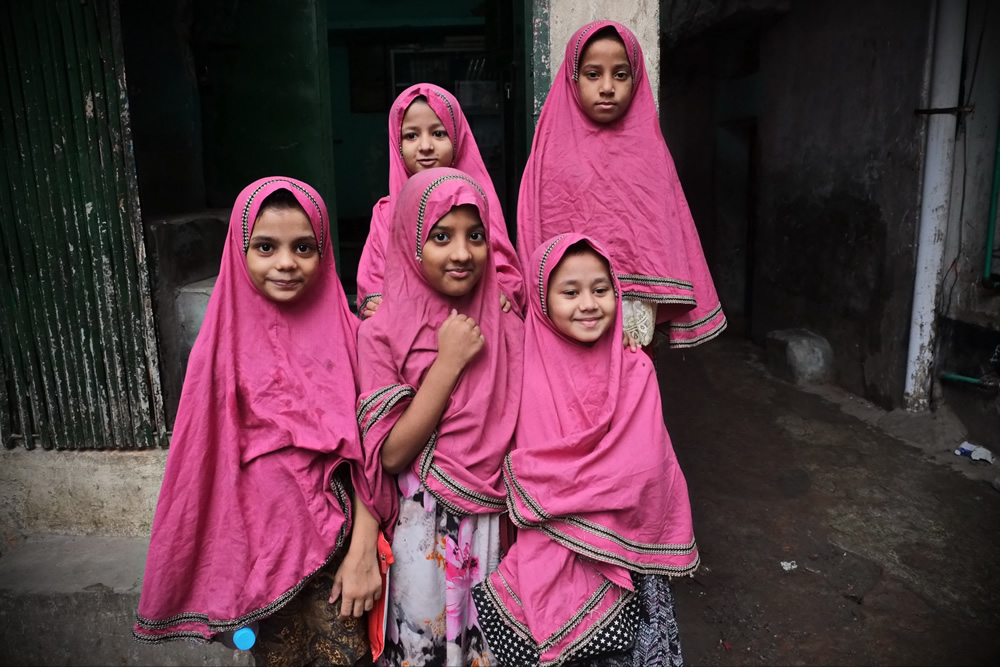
[579,293,598,310]
[274,249,297,270]
[418,132,434,151]
[451,240,472,262]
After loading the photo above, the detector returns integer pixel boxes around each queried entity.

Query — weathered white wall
[0,449,164,556]
[531,0,660,121]
[940,0,1000,330]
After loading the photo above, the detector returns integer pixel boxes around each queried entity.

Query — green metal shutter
[0,0,165,449]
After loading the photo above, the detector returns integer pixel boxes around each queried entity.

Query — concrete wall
[0,449,163,557]
[939,0,1000,331]
[752,0,932,408]
[933,0,1000,446]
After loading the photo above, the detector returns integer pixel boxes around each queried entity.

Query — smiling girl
[134,179,381,667]
[356,84,523,320]
[516,21,726,353]
[473,234,698,667]
[356,168,524,666]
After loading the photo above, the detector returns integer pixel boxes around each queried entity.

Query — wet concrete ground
[658,331,1000,666]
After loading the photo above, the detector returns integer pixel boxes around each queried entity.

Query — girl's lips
[446,269,471,279]
[269,279,301,289]
[576,318,602,328]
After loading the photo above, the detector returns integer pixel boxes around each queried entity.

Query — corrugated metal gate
[0,0,165,449]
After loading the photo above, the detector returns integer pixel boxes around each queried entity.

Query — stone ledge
[0,535,251,666]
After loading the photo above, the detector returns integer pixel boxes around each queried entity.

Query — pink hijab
[356,167,523,529]
[516,20,726,346]
[479,234,698,664]
[134,178,368,643]
[356,84,525,316]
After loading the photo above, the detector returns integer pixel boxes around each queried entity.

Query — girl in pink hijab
[356,167,524,666]
[473,234,698,667]
[356,83,524,319]
[517,20,726,352]
[133,178,383,667]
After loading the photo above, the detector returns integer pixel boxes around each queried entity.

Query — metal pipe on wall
[904,0,969,410]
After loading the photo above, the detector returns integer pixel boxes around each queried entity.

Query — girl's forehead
[580,36,629,62]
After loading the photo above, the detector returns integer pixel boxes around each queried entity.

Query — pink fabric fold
[483,234,698,665]
[356,83,525,315]
[356,167,523,529]
[134,178,373,643]
[516,20,726,346]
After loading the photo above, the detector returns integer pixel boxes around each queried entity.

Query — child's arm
[380,310,484,474]
[330,492,382,617]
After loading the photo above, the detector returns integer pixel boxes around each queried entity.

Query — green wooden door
[0,0,165,449]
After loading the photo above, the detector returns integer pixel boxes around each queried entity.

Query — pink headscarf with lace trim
[516,20,726,347]
[134,178,371,643]
[479,234,698,664]
[356,167,523,529]
[356,83,525,316]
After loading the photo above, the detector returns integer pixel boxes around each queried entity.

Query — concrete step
[0,534,252,666]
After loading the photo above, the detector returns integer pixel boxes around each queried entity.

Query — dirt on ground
[658,331,1000,666]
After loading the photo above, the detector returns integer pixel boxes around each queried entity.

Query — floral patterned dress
[378,470,500,667]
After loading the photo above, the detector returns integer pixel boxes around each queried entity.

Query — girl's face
[547,249,616,344]
[246,206,320,303]
[400,99,455,174]
[420,204,487,298]
[576,36,634,124]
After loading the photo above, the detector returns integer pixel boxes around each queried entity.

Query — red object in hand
[368,532,394,660]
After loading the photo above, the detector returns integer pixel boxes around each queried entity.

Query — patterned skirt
[249,553,372,667]
[473,573,683,667]
[377,470,501,667]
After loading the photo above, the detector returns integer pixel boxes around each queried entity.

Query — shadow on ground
[659,332,1000,666]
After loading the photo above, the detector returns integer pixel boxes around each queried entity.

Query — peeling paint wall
[939,0,1000,332]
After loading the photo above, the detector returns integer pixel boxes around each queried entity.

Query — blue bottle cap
[232,626,256,650]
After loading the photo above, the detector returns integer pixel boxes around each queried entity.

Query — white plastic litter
[954,441,995,464]
[780,560,797,571]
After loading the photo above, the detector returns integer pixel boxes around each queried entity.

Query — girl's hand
[622,330,639,353]
[499,292,511,313]
[330,546,382,618]
[361,296,383,320]
[437,309,485,371]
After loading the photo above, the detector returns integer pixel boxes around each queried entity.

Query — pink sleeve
[352,326,409,537]
[492,228,526,315]
[356,197,391,314]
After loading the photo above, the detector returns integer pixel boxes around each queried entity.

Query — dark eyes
[252,242,315,254]
[560,287,611,297]
[403,130,450,140]
[583,70,631,80]
[432,231,484,243]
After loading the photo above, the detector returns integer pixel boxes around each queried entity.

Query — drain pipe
[904,0,968,411]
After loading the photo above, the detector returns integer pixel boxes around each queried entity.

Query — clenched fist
[437,309,485,371]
